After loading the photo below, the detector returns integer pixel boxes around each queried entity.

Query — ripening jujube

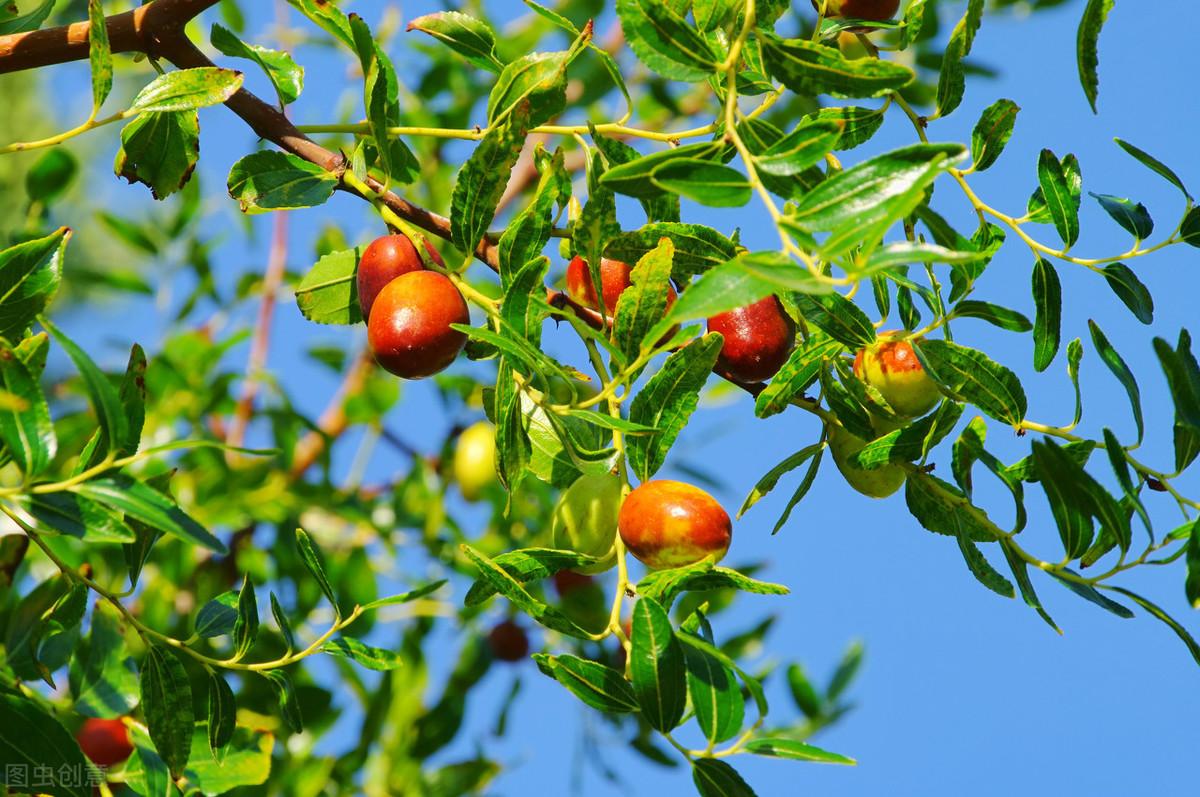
[76,718,134,767]
[367,270,469,379]
[453,421,497,501]
[707,296,797,383]
[356,233,444,320]
[565,255,677,317]
[487,619,530,662]
[853,332,943,419]
[828,423,907,498]
[813,0,901,21]
[618,480,732,570]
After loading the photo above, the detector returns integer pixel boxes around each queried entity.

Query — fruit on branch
[552,568,594,595]
[828,423,906,498]
[367,271,469,379]
[356,233,444,320]
[551,472,623,574]
[565,255,677,318]
[618,480,732,570]
[707,296,797,383]
[488,619,530,662]
[837,31,871,60]
[76,718,134,767]
[854,332,942,419]
[453,421,497,501]
[812,0,902,21]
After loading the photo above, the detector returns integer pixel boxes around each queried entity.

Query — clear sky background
[32,0,1200,794]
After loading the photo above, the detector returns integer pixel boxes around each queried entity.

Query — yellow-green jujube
[854,332,943,419]
[550,472,623,574]
[453,421,497,501]
[828,424,906,499]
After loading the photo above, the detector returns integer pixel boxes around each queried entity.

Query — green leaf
[461,545,593,639]
[350,15,408,184]
[630,597,686,732]
[71,601,140,719]
[1186,520,1200,609]
[740,444,825,517]
[87,0,112,113]
[1032,257,1061,372]
[613,238,675,361]
[0,228,66,341]
[743,736,856,765]
[498,146,564,284]
[850,402,964,469]
[795,292,876,349]
[905,472,997,542]
[1105,586,1200,665]
[488,49,575,128]
[532,653,639,712]
[206,671,236,759]
[0,339,55,476]
[1076,0,1115,112]
[755,334,842,419]
[755,119,843,176]
[786,143,965,233]
[40,316,128,455]
[637,561,788,608]
[194,591,238,638]
[465,548,601,606]
[1032,440,1102,559]
[211,23,303,105]
[804,105,885,150]
[361,579,447,611]
[760,34,914,97]
[1088,320,1143,442]
[915,340,1027,426]
[25,149,78,204]
[227,150,338,213]
[970,98,1019,171]
[684,641,744,744]
[140,644,194,777]
[284,0,353,48]
[955,528,1015,598]
[627,334,722,480]
[72,475,226,553]
[605,223,738,282]
[1038,149,1081,247]
[232,575,258,659]
[935,0,984,117]
[322,637,405,671]
[1101,263,1154,324]
[999,538,1060,633]
[1048,570,1133,618]
[295,528,338,610]
[186,725,271,793]
[1090,193,1153,240]
[0,690,93,797]
[294,246,363,326]
[451,111,528,252]
[651,159,752,207]
[407,11,504,73]
[261,670,303,733]
[1113,138,1191,200]
[615,0,717,82]
[501,257,551,347]
[692,758,758,797]
[600,142,724,200]
[131,67,244,112]
[0,0,56,35]
[952,300,1031,333]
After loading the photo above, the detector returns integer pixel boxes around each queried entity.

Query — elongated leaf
[1090,193,1153,240]
[627,334,722,480]
[685,642,743,744]
[952,300,1031,333]
[970,98,1019,171]
[915,340,1026,425]
[140,644,194,777]
[262,670,303,733]
[73,475,225,553]
[616,0,717,82]
[532,653,639,712]
[1105,586,1200,665]
[1076,0,1115,113]
[71,601,140,719]
[194,592,238,638]
[651,160,752,207]
[87,0,112,112]
[451,111,528,252]
[1087,320,1143,441]
[461,545,592,639]
[936,0,984,117]
[232,575,258,659]
[1032,258,1061,371]
[0,691,92,797]
[211,23,303,105]
[1186,520,1200,609]
[294,246,363,326]
[407,11,503,72]
[756,119,842,176]
[761,34,914,97]
[743,736,856,765]
[605,223,738,282]
[322,637,405,670]
[1000,538,1061,633]
[692,759,757,797]
[0,228,66,341]
[637,562,788,608]
[465,548,602,606]
[804,105,885,150]
[41,317,128,458]
[613,238,675,361]
[227,150,337,213]
[1102,263,1153,324]
[955,529,1015,598]
[630,597,686,732]
[488,50,573,128]
[0,339,55,476]
[131,67,244,112]
[295,528,338,610]
[207,671,236,758]
[1113,138,1190,200]
[1037,149,1080,247]
[740,444,824,517]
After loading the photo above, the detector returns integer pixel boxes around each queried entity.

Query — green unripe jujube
[551,472,622,574]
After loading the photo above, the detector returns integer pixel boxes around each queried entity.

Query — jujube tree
[0,0,1198,795]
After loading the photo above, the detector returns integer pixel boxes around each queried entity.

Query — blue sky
[36,0,1200,794]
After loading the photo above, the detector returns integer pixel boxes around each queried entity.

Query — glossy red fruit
[367,271,469,379]
[618,480,732,570]
[76,718,133,767]
[566,255,677,317]
[707,296,797,383]
[813,0,901,21]
[487,620,529,662]
[356,234,445,320]
[552,569,594,596]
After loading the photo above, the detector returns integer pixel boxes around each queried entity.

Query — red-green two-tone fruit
[367,271,469,379]
[618,480,732,570]
[356,233,445,320]
[565,255,677,317]
[828,423,906,498]
[76,718,134,767]
[812,0,901,21]
[707,296,797,383]
[854,332,942,419]
[551,472,623,574]
[453,421,496,501]
[487,619,529,662]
